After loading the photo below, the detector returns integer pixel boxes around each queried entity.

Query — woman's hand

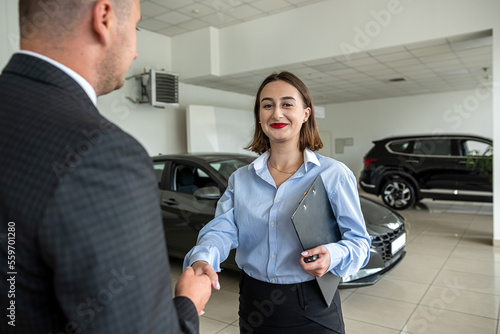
[299,245,331,277]
[191,260,220,290]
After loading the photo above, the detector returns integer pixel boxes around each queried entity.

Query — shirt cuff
[324,242,345,274]
[183,245,222,272]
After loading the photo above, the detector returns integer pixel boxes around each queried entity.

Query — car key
[304,254,318,263]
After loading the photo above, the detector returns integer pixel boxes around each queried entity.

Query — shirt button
[276,198,280,202]
[271,222,275,227]
[271,253,275,258]
[271,279,276,284]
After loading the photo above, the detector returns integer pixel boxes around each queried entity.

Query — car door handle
[405,159,420,164]
[162,198,178,206]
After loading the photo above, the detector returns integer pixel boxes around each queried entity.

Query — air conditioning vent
[147,70,179,107]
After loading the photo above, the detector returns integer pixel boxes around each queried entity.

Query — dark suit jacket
[0,54,199,333]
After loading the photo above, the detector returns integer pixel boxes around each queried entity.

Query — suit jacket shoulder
[0,54,199,333]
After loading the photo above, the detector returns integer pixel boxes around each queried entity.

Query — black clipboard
[291,174,341,307]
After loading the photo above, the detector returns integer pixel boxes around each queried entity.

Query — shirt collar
[251,151,270,171]
[303,148,320,171]
[18,50,98,106]
[251,148,320,172]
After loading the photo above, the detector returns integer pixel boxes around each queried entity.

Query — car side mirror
[193,186,221,200]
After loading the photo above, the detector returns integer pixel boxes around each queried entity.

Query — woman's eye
[262,104,273,109]
[283,103,293,107]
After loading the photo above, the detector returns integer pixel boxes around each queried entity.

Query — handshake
[174,261,220,315]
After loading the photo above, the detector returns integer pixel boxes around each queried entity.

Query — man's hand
[175,267,212,315]
[300,245,331,277]
[191,260,220,290]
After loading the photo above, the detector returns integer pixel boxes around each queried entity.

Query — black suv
[359,134,493,210]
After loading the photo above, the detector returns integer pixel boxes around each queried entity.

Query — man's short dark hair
[19,0,132,41]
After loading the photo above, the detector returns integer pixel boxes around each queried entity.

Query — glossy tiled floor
[169,195,498,334]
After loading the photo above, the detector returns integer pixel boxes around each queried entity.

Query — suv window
[461,139,492,157]
[388,140,411,153]
[413,139,451,156]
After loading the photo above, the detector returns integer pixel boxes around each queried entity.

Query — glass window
[153,161,166,186]
[462,140,492,157]
[209,159,251,180]
[172,164,218,194]
[413,139,451,156]
[388,140,411,153]
[173,165,198,194]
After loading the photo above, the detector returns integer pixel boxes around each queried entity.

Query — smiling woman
[183,72,371,334]
[258,81,310,149]
[247,71,323,155]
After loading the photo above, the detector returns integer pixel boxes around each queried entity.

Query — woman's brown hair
[246,71,323,154]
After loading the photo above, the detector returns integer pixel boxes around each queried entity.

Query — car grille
[371,225,406,262]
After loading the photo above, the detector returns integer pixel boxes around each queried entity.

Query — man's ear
[92,0,114,45]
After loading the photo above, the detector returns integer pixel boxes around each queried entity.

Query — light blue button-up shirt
[184,149,371,284]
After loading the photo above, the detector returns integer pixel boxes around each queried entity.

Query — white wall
[493,30,500,246]
[1,0,20,66]
[172,27,220,80]
[317,89,493,178]
[187,105,254,154]
[0,1,8,66]
[179,83,253,111]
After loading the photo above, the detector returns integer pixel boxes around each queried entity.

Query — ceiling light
[310,62,347,72]
[388,77,406,82]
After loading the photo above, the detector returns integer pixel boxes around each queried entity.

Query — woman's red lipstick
[270,123,287,129]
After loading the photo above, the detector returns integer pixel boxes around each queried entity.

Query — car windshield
[209,158,253,181]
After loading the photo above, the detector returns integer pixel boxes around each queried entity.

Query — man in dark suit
[0,1,213,333]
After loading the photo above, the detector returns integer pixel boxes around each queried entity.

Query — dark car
[153,153,406,287]
[360,134,493,210]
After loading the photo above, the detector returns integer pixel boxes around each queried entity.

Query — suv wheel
[381,178,415,210]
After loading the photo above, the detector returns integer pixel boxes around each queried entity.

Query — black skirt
[239,272,345,334]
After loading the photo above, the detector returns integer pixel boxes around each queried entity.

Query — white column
[493,29,500,246]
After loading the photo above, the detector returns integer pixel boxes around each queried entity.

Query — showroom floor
[169,195,498,334]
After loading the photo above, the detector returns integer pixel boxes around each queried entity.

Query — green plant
[466,146,493,183]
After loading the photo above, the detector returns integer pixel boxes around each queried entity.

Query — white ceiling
[139,0,329,36]
[139,0,493,104]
